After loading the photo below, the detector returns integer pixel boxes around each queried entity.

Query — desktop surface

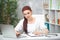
[0,33,60,40]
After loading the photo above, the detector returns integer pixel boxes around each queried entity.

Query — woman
[15,6,49,37]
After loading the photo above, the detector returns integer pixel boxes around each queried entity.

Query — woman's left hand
[33,31,42,36]
[33,28,49,36]
[42,28,49,35]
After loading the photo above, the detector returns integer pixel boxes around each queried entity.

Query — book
[57,10,60,25]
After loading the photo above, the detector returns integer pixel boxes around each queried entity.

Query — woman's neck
[28,16,35,24]
[28,16,33,21]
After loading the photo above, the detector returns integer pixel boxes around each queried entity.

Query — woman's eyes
[24,12,30,15]
[27,12,29,14]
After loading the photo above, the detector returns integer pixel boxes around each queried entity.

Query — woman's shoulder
[32,14,45,22]
[19,18,24,23]
[32,15,41,20]
[32,14,44,18]
[32,14,45,18]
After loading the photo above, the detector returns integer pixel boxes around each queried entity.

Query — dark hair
[22,6,32,34]
[22,6,32,12]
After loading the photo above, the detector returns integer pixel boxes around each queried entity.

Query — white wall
[17,0,43,19]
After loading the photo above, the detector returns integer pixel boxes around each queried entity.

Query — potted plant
[0,0,19,34]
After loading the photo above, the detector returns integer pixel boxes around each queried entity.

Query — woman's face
[23,10,32,19]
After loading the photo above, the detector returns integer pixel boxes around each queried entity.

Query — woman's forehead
[23,10,31,13]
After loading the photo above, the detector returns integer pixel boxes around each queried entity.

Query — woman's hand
[33,28,49,36]
[33,31,41,36]
[42,28,49,35]
[15,31,20,37]
[33,29,42,36]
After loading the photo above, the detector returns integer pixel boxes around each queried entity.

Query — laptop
[1,24,17,38]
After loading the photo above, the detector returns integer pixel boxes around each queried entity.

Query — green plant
[0,0,19,27]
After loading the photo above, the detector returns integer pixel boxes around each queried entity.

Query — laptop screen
[1,24,16,38]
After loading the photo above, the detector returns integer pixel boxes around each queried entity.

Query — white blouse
[15,15,47,34]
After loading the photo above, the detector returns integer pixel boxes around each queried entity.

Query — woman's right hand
[15,31,20,37]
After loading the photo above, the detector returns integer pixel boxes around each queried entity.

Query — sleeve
[39,15,47,29]
[39,20,47,29]
[35,21,47,32]
[38,15,47,29]
[15,19,24,31]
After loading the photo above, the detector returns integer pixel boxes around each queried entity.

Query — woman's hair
[22,6,32,34]
[22,6,32,12]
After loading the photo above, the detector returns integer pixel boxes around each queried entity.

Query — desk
[0,33,60,40]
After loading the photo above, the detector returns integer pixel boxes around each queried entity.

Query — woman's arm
[33,28,49,36]
[15,19,24,37]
